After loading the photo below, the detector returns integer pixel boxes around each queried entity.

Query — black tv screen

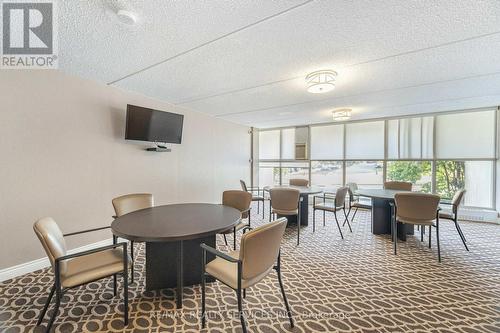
[125,105,184,144]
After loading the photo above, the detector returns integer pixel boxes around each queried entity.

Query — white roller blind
[436,110,496,158]
[345,121,384,159]
[388,117,433,159]
[281,128,295,159]
[259,130,280,159]
[387,120,399,159]
[310,124,343,159]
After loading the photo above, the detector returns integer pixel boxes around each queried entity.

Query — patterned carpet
[1,204,499,333]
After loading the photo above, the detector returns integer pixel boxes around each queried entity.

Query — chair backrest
[394,193,440,222]
[346,182,358,200]
[335,186,349,207]
[384,181,412,191]
[239,180,248,192]
[451,189,466,213]
[269,188,300,211]
[240,218,287,280]
[223,190,252,218]
[289,178,309,186]
[112,193,154,217]
[33,217,68,274]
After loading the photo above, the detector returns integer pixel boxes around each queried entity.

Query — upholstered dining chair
[200,218,293,333]
[289,178,309,186]
[384,181,413,191]
[240,179,265,218]
[439,189,469,251]
[392,192,441,261]
[269,188,301,245]
[112,193,154,283]
[347,182,372,222]
[34,217,129,333]
[313,186,351,238]
[221,190,252,250]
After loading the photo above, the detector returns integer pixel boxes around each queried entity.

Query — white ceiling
[59,0,500,128]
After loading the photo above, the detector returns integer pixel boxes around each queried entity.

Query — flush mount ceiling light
[116,9,138,25]
[305,70,337,93]
[332,108,351,121]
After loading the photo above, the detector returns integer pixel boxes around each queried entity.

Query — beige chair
[384,181,413,191]
[313,187,351,238]
[201,218,293,333]
[221,190,252,250]
[289,178,309,186]
[439,189,468,251]
[112,193,154,283]
[347,183,372,222]
[269,188,301,245]
[392,193,441,261]
[34,217,129,333]
[240,179,265,219]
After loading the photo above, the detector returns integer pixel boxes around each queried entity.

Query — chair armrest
[63,226,111,237]
[56,242,127,262]
[200,243,240,263]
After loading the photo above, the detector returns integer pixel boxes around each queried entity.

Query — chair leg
[420,225,424,242]
[393,218,397,255]
[333,212,344,239]
[123,273,129,326]
[257,200,260,213]
[113,274,117,297]
[351,207,358,222]
[342,208,352,232]
[428,225,432,248]
[130,240,134,284]
[313,208,316,232]
[223,234,228,246]
[297,209,301,246]
[243,289,246,298]
[45,286,61,333]
[455,221,469,251]
[262,200,265,219]
[233,228,237,250]
[323,211,326,227]
[37,284,55,326]
[276,267,294,328]
[201,273,206,329]
[237,288,247,333]
[436,219,441,262]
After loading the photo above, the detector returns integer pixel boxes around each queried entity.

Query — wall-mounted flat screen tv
[125,104,184,144]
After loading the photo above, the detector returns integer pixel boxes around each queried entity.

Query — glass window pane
[281,128,295,159]
[436,160,493,208]
[258,162,280,187]
[345,121,384,159]
[281,162,309,186]
[386,161,432,192]
[436,110,495,158]
[345,161,383,189]
[310,124,343,159]
[259,130,280,159]
[311,161,343,189]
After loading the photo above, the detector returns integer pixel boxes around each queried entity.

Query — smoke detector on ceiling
[116,10,137,25]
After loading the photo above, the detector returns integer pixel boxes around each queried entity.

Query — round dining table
[355,189,415,241]
[111,203,241,308]
[264,185,323,226]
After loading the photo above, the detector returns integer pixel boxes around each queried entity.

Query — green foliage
[436,161,465,199]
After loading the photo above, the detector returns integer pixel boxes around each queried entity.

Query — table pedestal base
[145,236,216,291]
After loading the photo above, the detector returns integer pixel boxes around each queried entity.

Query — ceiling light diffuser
[305,70,337,93]
[332,109,351,121]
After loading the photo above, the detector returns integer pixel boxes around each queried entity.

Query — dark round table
[111,203,241,308]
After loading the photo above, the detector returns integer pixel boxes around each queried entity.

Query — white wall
[0,70,250,269]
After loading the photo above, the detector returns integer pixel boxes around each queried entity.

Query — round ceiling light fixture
[116,10,138,25]
[305,70,337,93]
[332,108,351,121]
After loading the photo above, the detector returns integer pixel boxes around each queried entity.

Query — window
[259,130,280,159]
[387,117,433,159]
[311,161,343,188]
[386,161,432,192]
[281,162,309,185]
[435,110,495,159]
[435,160,493,208]
[345,121,384,159]
[345,161,383,189]
[258,162,280,187]
[310,124,343,159]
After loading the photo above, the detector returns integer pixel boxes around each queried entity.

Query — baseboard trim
[0,238,113,283]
